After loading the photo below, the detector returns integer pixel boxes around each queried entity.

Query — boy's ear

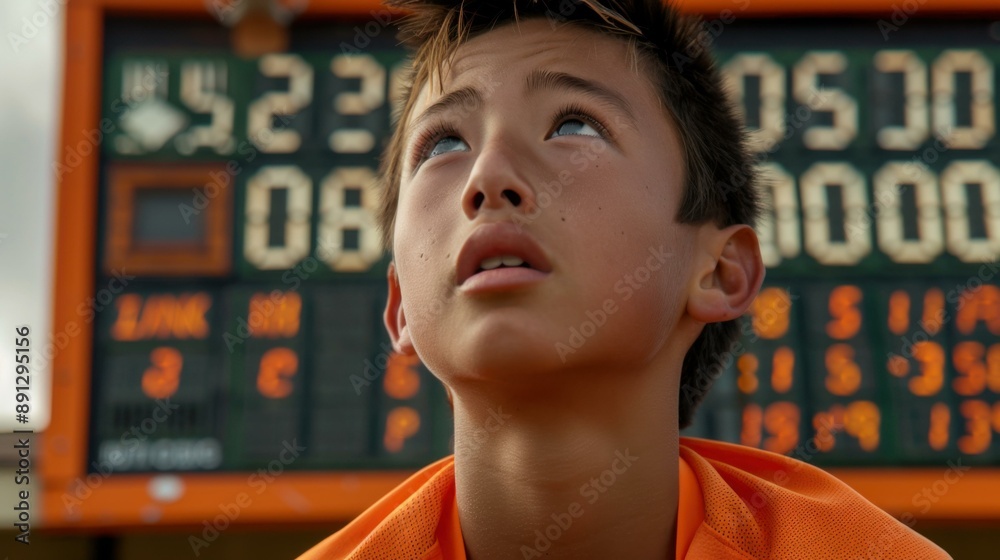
[384,261,417,356]
[686,223,765,324]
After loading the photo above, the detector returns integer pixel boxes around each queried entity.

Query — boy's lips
[455,222,552,292]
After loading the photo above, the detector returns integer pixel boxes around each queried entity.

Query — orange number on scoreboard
[922,288,945,336]
[958,400,991,455]
[771,347,795,393]
[844,401,880,452]
[955,285,1000,335]
[142,347,182,399]
[826,285,862,339]
[257,347,298,399]
[888,289,944,337]
[824,343,862,396]
[928,402,950,451]
[384,406,421,453]
[953,341,987,396]
[741,402,800,455]
[953,343,1000,395]
[763,401,800,455]
[812,401,880,452]
[989,344,1000,393]
[737,353,759,394]
[741,403,762,448]
[750,287,792,339]
[383,353,421,400]
[910,341,945,396]
[813,406,844,452]
[887,290,910,335]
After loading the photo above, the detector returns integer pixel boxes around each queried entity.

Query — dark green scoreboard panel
[90,17,1000,473]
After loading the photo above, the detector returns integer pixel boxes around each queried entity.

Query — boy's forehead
[445,18,597,78]
[406,18,648,129]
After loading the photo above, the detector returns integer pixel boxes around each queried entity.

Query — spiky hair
[377,0,761,429]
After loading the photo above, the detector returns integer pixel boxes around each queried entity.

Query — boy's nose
[461,141,537,219]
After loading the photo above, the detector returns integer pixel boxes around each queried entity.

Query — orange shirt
[297,437,951,559]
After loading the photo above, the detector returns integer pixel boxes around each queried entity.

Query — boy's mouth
[475,254,533,273]
[456,222,552,290]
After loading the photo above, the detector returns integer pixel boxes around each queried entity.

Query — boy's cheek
[396,187,458,237]
[392,217,463,298]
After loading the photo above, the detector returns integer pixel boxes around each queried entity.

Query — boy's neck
[450,367,681,560]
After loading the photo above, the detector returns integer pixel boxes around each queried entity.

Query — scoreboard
[92,41,430,473]
[688,17,1000,468]
[42,0,1000,529]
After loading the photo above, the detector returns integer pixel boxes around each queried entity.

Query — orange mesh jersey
[297,437,952,559]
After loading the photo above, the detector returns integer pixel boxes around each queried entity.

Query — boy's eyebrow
[524,69,637,127]
[408,86,484,138]
[406,69,638,139]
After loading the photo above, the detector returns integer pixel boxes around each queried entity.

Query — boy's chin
[442,330,570,381]
[424,308,626,380]
[466,337,633,379]
[467,336,560,370]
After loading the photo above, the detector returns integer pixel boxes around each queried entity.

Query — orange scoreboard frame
[44,0,1000,531]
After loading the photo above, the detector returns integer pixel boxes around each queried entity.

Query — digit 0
[722,53,786,153]
[756,164,800,268]
[800,163,870,265]
[243,166,313,270]
[932,50,995,150]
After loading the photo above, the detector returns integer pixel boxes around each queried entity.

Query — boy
[299,0,952,558]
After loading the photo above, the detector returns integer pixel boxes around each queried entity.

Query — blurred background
[1,0,999,558]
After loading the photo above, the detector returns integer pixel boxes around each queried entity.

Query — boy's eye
[428,136,469,159]
[412,105,611,168]
[550,117,603,139]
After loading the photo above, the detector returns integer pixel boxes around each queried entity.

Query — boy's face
[386,18,702,382]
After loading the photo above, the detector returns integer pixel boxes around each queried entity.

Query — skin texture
[383,17,764,560]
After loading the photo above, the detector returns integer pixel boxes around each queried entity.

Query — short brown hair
[377,0,761,429]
